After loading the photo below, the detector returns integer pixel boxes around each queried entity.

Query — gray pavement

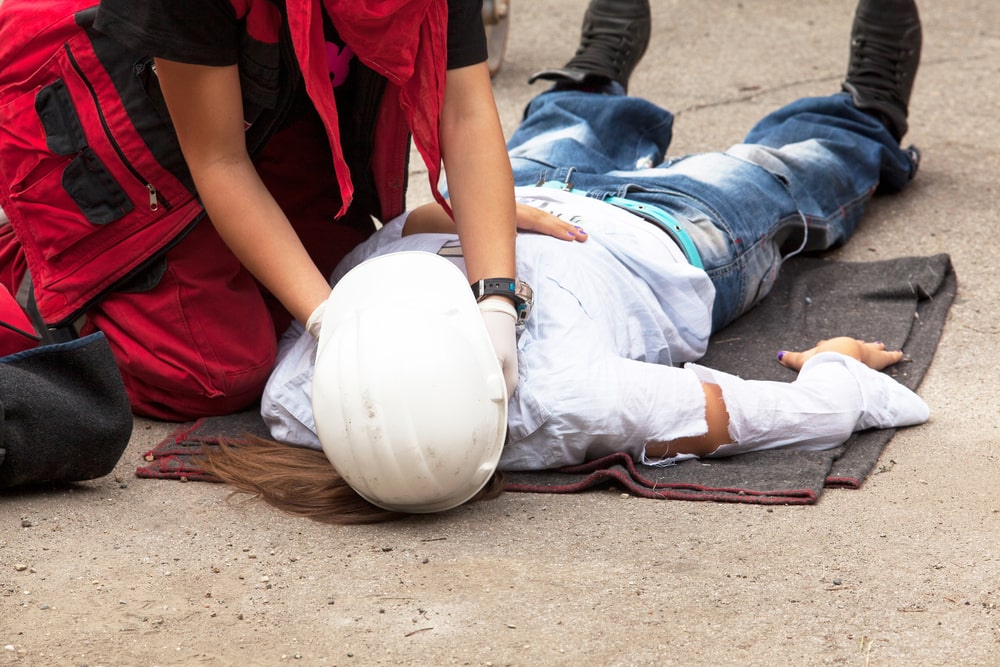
[2,1,998,665]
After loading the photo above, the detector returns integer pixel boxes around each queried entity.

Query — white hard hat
[312,251,508,513]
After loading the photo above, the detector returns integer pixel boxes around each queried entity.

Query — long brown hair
[197,437,505,524]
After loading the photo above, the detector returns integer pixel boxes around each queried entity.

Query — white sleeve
[260,322,323,450]
[685,352,930,458]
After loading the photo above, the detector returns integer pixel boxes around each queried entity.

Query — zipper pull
[146,184,159,212]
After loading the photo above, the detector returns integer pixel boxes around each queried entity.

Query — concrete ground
[2,0,997,665]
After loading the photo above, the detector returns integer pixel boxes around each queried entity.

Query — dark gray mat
[139,254,956,506]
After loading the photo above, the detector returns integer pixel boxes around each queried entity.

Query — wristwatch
[471,277,534,324]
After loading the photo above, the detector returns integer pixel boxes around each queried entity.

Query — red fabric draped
[289,0,447,216]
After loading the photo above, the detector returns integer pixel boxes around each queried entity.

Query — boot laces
[568,25,634,74]
[848,38,913,104]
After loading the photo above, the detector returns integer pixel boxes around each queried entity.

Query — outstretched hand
[777,337,904,372]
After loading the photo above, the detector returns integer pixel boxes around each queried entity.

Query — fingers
[564,223,588,242]
[546,214,588,242]
[861,342,905,370]
[514,204,588,242]
[776,348,813,372]
[852,340,903,370]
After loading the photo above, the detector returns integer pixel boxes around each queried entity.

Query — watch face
[514,280,533,304]
[513,280,533,324]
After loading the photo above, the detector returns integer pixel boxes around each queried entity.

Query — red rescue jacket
[0,0,443,328]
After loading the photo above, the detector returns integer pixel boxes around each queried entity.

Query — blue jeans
[507,89,918,331]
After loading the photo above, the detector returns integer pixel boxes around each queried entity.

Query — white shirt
[262,187,928,471]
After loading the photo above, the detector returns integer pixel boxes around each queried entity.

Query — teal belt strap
[537,181,704,269]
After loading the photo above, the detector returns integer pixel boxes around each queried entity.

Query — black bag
[0,332,132,489]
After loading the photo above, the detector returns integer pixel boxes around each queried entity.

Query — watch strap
[471,277,533,324]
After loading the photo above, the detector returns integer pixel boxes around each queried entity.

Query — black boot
[841,0,922,141]
[528,0,651,93]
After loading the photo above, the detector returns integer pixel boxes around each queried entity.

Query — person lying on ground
[199,0,928,522]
